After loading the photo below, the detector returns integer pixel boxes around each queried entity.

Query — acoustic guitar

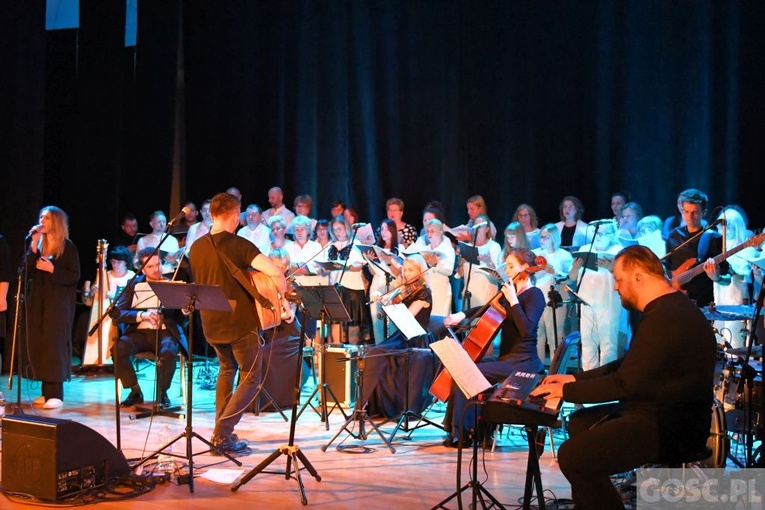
[670,232,765,291]
[247,270,283,330]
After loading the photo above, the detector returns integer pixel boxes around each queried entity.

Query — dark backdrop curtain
[1,0,763,284]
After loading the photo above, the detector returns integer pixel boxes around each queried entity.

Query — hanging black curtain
[2,0,764,273]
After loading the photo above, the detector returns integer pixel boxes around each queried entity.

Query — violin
[379,277,427,306]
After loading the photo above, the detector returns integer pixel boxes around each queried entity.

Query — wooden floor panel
[0,364,573,509]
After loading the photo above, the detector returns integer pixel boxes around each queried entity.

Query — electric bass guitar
[670,232,765,291]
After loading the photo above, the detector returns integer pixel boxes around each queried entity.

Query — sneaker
[43,398,63,409]
[211,434,250,456]
[33,396,46,406]
[120,390,144,407]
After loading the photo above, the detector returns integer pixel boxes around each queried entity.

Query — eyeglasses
[387,208,401,213]
[539,235,551,240]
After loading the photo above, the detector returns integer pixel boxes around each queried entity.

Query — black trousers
[558,403,661,510]
[112,329,178,395]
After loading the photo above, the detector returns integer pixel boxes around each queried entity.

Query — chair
[129,350,186,419]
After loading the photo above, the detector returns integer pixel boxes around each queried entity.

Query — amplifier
[1,415,130,501]
[322,345,358,408]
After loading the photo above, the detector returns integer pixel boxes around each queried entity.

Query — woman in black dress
[26,205,80,409]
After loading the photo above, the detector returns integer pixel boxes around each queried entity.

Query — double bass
[429,255,547,402]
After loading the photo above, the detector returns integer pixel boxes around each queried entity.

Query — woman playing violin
[442,248,545,448]
[368,219,402,344]
[363,254,434,418]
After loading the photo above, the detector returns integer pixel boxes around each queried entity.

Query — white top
[262,205,296,226]
[238,223,272,254]
[320,242,365,291]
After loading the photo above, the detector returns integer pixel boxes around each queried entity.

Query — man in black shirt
[188,192,290,455]
[664,188,727,306]
[533,246,716,509]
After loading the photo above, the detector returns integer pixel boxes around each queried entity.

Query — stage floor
[0,360,635,508]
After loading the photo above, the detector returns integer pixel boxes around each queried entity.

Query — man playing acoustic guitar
[189,192,291,455]
[664,188,728,306]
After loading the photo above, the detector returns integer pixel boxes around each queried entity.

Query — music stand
[129,282,184,420]
[133,281,242,493]
[295,285,352,430]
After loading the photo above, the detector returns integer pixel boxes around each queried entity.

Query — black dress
[25,239,80,384]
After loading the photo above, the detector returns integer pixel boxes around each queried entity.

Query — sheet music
[133,282,160,309]
[381,303,427,340]
[430,338,492,399]
[355,223,376,245]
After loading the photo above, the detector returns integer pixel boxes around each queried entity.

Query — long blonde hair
[38,206,70,259]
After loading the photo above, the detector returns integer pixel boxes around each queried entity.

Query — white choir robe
[573,244,630,370]
[533,247,574,362]
[460,240,502,308]
[407,237,455,317]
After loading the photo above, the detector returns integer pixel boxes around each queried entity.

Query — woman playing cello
[441,248,545,447]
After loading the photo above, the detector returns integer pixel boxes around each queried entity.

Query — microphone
[470,221,489,229]
[589,219,616,226]
[564,284,590,307]
[721,210,727,255]
[25,224,42,241]
[351,222,367,230]
[167,206,192,228]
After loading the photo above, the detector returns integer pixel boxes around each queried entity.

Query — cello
[429,255,547,402]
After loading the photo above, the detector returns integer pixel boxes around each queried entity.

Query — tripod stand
[134,281,241,493]
[232,290,322,504]
[432,397,506,510]
[296,285,351,429]
[322,347,396,453]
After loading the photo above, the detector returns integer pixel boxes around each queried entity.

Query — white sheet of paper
[132,282,160,309]
[198,468,245,484]
[382,303,427,340]
[356,223,376,245]
[430,338,492,399]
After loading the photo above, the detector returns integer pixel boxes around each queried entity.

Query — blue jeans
[211,330,262,438]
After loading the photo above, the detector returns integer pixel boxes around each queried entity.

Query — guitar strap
[205,233,270,309]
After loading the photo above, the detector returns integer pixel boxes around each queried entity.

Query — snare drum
[703,399,728,468]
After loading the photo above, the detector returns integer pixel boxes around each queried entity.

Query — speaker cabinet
[1,415,130,501]
[322,345,358,407]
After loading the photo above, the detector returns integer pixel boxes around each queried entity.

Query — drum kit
[703,303,765,468]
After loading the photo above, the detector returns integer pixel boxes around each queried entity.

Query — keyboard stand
[520,424,547,510]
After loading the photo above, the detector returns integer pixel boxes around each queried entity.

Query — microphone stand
[335,226,359,344]
[85,221,179,451]
[571,222,602,373]
[461,227,481,311]
[7,241,32,416]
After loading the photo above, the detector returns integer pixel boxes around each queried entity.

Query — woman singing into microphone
[442,248,545,447]
[26,206,81,409]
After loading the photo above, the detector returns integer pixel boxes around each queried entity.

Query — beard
[619,293,638,312]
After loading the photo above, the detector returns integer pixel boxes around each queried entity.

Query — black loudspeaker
[1,415,130,501]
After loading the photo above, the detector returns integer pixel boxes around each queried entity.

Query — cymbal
[701,304,757,322]
[726,345,763,358]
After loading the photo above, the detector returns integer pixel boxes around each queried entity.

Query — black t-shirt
[560,224,576,248]
[188,231,261,343]
[664,227,725,307]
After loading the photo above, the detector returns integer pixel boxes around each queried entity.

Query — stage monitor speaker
[1,415,130,501]
[323,345,358,407]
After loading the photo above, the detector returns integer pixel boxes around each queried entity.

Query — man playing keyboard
[532,245,716,510]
